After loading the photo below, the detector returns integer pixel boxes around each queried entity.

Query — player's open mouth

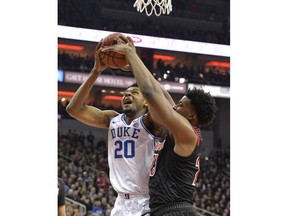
[123,99,132,104]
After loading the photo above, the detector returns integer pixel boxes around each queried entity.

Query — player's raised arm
[66,45,118,129]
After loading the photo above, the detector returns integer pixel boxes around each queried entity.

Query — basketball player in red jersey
[102,36,218,216]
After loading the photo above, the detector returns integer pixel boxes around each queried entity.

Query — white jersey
[108,113,158,195]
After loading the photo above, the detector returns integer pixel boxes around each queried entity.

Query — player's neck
[123,115,138,125]
[124,110,146,124]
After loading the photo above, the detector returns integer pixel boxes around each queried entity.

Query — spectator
[96,171,110,192]
[86,131,95,146]
[58,131,230,216]
[92,199,105,215]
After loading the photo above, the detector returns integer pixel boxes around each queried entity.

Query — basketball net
[133,0,172,17]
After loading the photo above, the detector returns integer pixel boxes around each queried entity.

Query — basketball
[99,33,128,69]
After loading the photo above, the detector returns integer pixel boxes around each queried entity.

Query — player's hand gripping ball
[98,33,129,69]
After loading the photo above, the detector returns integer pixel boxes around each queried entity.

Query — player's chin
[122,107,133,114]
[122,103,132,109]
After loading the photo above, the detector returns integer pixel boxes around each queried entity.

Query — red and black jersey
[58,178,66,206]
[149,127,202,209]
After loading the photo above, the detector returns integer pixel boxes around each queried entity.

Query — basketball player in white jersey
[66,42,174,216]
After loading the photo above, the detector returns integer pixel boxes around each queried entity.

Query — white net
[133,0,172,16]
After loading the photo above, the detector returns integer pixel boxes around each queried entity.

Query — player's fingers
[96,39,103,51]
[121,64,132,71]
[127,36,134,45]
[116,37,125,45]
[126,36,136,50]
[117,35,129,43]
[95,48,101,57]
[102,45,125,53]
[101,46,114,52]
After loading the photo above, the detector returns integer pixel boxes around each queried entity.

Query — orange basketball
[98,33,128,69]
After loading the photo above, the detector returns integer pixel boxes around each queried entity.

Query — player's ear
[187,112,197,124]
[143,100,148,108]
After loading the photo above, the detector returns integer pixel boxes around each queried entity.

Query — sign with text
[64,71,187,94]
[58,25,230,57]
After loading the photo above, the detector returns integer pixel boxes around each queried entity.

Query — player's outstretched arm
[66,46,118,128]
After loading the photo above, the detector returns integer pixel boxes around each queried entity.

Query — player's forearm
[160,85,175,106]
[126,50,163,98]
[126,51,174,106]
[66,69,100,115]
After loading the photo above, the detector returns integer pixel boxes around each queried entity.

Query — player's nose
[124,92,132,97]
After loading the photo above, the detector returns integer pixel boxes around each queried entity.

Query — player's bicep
[71,106,118,128]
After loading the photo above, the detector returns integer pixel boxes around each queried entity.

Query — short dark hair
[185,87,218,127]
[127,83,138,88]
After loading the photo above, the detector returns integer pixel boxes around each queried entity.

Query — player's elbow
[65,103,72,114]
[66,103,78,117]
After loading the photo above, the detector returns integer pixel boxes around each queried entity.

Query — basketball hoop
[133,0,172,17]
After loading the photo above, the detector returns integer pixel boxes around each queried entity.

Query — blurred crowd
[58,51,230,87]
[58,0,230,45]
[58,129,230,216]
